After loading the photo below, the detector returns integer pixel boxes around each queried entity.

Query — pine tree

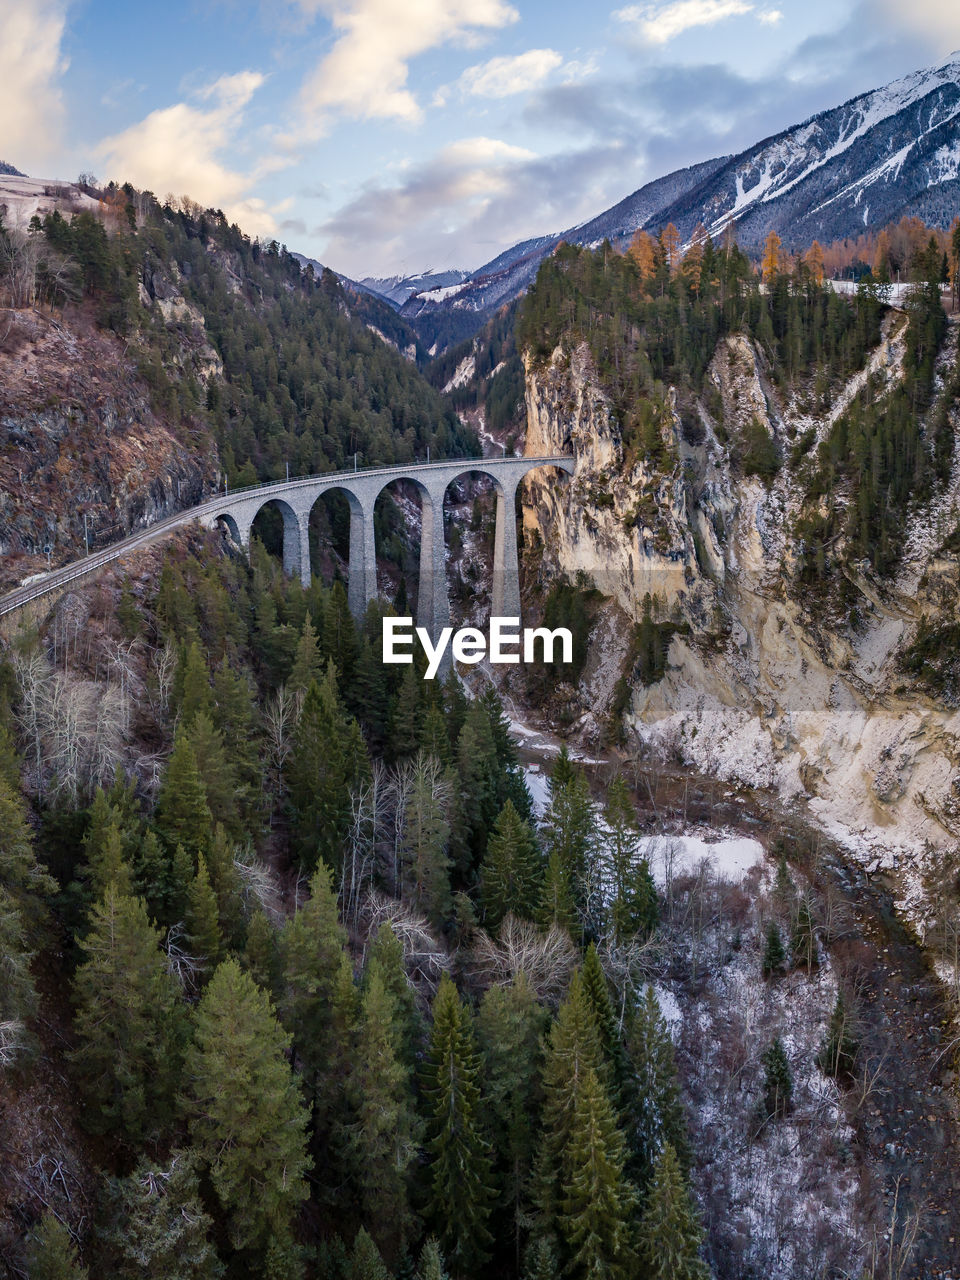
[153,730,212,861]
[365,922,422,1071]
[289,615,323,694]
[477,975,547,1274]
[287,669,370,870]
[391,664,423,760]
[185,958,312,1255]
[70,886,185,1141]
[81,792,133,901]
[186,853,221,978]
[101,1152,223,1279]
[177,640,213,727]
[348,972,420,1264]
[792,893,818,972]
[419,699,451,768]
[581,943,628,1095]
[242,907,281,999]
[536,970,610,1249]
[0,773,56,917]
[604,777,657,944]
[0,886,38,1065]
[549,744,575,795]
[349,1228,390,1280]
[542,771,595,918]
[278,860,349,1092]
[761,1036,793,1120]
[623,986,690,1180]
[184,713,241,841]
[561,1064,638,1280]
[415,1238,449,1280]
[400,752,453,926]
[322,580,359,683]
[761,920,786,979]
[422,974,495,1271]
[450,700,501,875]
[536,849,577,934]
[24,1213,88,1279]
[479,799,542,931]
[818,991,858,1083]
[636,1143,709,1280]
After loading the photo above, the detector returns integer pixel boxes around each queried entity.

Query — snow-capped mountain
[388,52,960,349]
[357,268,471,307]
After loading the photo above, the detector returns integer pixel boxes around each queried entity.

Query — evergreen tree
[391,664,424,760]
[322,581,359,683]
[348,972,420,1264]
[70,886,185,1141]
[177,640,213,727]
[477,975,546,1274]
[349,1228,390,1280]
[101,1152,223,1279]
[479,800,542,931]
[549,744,575,795]
[0,773,56,916]
[581,943,628,1095]
[623,986,690,1180]
[186,852,221,978]
[536,970,610,1249]
[561,1064,637,1280]
[278,860,349,1092]
[365,922,422,1071]
[419,699,451,768]
[415,1238,449,1280]
[422,974,495,1271]
[243,907,281,999]
[536,849,577,935]
[605,777,657,943]
[0,886,38,1066]
[400,752,453,926]
[792,893,819,972]
[153,731,212,861]
[636,1143,709,1280]
[24,1213,88,1280]
[81,793,132,901]
[761,1036,793,1120]
[541,771,595,919]
[450,701,501,876]
[185,958,312,1255]
[184,713,242,841]
[289,615,323,694]
[762,920,786,979]
[818,991,858,1083]
[287,669,370,870]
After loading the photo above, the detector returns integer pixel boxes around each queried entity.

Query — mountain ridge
[368,50,960,350]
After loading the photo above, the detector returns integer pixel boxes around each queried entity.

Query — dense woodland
[0,532,720,1280]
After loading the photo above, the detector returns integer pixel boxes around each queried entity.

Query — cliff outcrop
[521,319,960,929]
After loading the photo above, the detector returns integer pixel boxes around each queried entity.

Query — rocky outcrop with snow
[520,317,960,928]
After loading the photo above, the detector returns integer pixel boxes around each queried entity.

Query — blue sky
[3,0,959,277]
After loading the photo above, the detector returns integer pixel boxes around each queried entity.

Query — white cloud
[0,0,68,167]
[757,8,783,24]
[96,72,285,237]
[456,49,563,98]
[874,0,960,52]
[614,0,755,45]
[297,0,519,133]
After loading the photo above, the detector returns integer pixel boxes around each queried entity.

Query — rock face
[520,319,960,926]
[0,310,215,588]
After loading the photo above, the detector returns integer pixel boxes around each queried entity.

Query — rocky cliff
[0,303,219,590]
[521,316,960,932]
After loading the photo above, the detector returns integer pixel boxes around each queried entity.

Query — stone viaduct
[198,455,574,635]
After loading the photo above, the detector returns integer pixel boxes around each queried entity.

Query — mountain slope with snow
[390,52,960,350]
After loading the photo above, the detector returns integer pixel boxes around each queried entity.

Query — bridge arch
[248,496,308,583]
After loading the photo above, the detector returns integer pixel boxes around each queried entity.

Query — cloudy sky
[3,0,960,277]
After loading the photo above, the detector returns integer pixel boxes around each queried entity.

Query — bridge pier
[491,478,521,622]
[347,492,378,620]
[418,490,451,637]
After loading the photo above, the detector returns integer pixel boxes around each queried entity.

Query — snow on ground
[639,832,766,887]
[523,763,551,816]
[441,354,476,394]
